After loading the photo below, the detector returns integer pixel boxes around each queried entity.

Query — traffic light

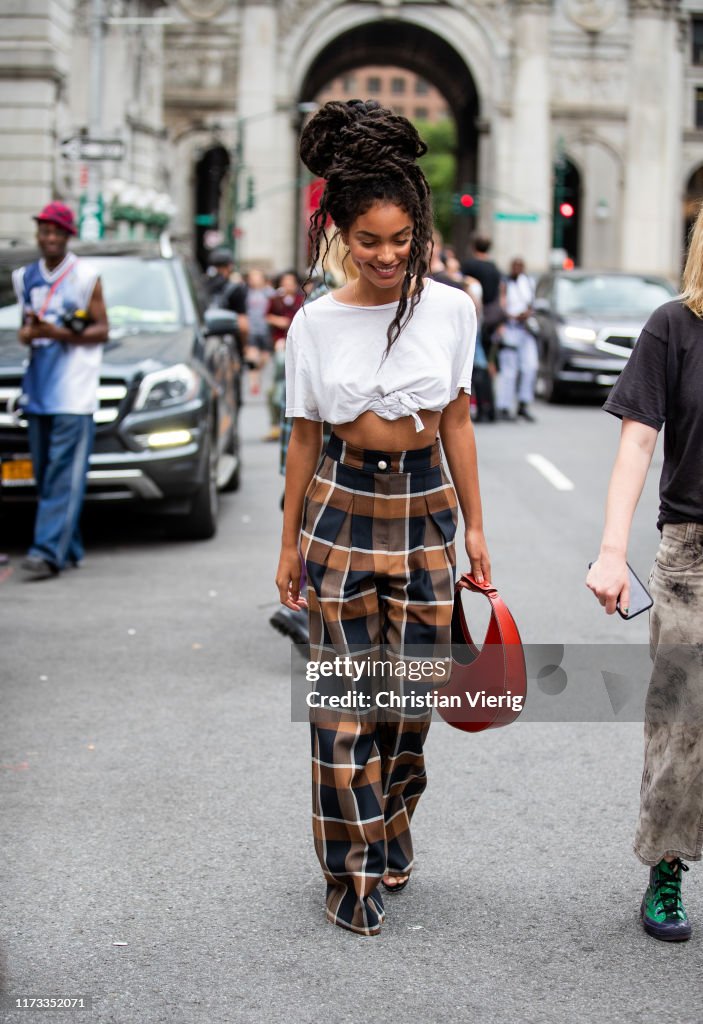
[559,201,574,219]
[452,192,478,215]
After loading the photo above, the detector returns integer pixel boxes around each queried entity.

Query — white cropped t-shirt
[284,278,476,432]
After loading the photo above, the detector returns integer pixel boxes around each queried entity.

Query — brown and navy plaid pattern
[302,432,457,935]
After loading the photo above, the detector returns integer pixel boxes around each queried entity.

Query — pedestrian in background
[461,235,503,354]
[13,202,109,579]
[205,248,249,361]
[269,237,351,647]
[587,204,703,944]
[495,256,538,422]
[264,271,304,443]
[429,234,493,422]
[428,230,464,291]
[275,99,490,936]
[244,268,274,396]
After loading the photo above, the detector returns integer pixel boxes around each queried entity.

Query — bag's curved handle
[454,572,523,648]
[441,571,527,732]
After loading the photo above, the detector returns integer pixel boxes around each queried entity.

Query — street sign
[61,137,125,162]
[494,212,540,223]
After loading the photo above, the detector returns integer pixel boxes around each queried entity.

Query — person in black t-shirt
[206,248,249,355]
[587,210,703,944]
[460,236,501,304]
[461,236,504,368]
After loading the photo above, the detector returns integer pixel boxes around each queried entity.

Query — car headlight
[133,364,200,411]
[560,326,598,344]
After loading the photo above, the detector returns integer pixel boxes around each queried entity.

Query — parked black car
[0,241,241,539]
[531,270,677,401]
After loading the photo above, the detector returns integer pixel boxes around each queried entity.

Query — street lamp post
[228,123,244,261]
[79,0,105,240]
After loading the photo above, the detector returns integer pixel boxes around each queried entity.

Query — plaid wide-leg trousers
[301,433,457,935]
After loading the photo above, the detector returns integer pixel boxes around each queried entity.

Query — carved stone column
[494,0,552,270]
[621,0,683,276]
[235,0,296,268]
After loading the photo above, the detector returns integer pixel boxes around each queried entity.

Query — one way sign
[60,137,125,162]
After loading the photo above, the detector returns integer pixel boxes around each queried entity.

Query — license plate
[1,458,34,483]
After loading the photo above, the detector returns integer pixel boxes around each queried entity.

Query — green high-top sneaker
[641,858,692,942]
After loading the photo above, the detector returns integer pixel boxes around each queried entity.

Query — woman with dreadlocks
[274,100,490,935]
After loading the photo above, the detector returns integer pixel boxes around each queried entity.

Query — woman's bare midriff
[332,409,441,451]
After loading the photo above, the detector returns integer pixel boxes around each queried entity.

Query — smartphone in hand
[588,560,653,619]
[618,563,653,619]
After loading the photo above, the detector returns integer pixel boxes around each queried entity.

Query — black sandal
[381,875,410,894]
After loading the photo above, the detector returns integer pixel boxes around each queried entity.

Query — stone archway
[235,0,550,270]
[296,20,481,259]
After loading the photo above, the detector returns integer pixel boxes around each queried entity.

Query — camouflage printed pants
[634,522,703,865]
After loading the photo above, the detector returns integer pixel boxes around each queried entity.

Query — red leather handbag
[434,572,527,733]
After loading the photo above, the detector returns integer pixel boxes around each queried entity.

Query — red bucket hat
[34,201,78,236]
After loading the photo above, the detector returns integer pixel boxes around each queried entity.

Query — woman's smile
[344,201,413,302]
[371,263,401,279]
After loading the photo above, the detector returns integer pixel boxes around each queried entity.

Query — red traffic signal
[460,194,475,209]
[559,202,574,218]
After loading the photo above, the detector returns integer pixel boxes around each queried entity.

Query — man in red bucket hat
[34,201,78,237]
[11,201,109,579]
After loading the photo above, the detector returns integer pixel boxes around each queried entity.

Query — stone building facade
[1,0,701,278]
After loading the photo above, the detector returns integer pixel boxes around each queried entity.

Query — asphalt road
[1,394,700,1024]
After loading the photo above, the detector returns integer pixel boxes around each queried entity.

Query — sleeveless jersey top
[13,253,101,415]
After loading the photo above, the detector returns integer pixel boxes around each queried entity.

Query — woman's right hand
[586,552,630,615]
[275,544,308,612]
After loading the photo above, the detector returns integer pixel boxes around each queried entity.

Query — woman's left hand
[465,527,491,585]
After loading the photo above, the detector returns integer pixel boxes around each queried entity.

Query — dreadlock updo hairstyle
[300,99,433,354]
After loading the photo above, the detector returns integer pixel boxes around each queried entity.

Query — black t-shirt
[208,275,247,315]
[460,256,501,304]
[603,299,703,530]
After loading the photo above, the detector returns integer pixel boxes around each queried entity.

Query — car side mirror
[204,309,239,336]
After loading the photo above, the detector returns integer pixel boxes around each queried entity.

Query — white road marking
[525,453,575,492]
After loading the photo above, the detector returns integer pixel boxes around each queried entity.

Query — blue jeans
[27,413,95,570]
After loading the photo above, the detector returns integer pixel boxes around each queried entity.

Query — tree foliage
[415,118,457,241]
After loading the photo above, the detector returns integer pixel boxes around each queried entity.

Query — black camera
[61,308,89,334]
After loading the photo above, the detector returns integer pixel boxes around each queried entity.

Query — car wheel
[180,431,218,540]
[541,362,568,404]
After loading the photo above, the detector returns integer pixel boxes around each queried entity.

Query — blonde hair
[682,203,703,317]
[320,228,358,286]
